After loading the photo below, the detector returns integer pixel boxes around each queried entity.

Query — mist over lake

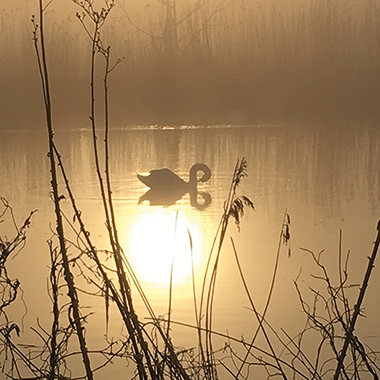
[2,0,380,128]
[1,1,380,379]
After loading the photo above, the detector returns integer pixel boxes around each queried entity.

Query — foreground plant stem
[71,3,151,378]
[33,1,93,379]
[72,2,191,379]
[333,221,380,379]
[198,158,254,380]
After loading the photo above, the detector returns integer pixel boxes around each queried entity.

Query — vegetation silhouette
[0,1,379,379]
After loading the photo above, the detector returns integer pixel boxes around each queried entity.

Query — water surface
[1,124,379,378]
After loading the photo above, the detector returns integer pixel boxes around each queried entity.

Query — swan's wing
[137,168,182,188]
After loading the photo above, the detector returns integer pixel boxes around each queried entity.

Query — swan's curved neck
[189,163,211,184]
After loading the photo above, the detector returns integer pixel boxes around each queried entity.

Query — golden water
[1,124,379,378]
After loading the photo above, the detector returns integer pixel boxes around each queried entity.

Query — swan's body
[137,163,211,191]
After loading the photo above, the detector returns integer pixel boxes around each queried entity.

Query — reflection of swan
[137,163,211,191]
[138,188,184,206]
[137,163,212,209]
[189,190,212,210]
[138,188,212,210]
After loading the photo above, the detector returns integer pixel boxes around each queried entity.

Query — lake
[1,123,379,379]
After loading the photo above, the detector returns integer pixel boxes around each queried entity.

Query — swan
[137,163,211,191]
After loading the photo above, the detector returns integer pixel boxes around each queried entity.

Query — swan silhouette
[137,163,211,191]
[137,163,212,209]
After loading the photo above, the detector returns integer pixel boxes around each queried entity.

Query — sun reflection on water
[127,208,201,284]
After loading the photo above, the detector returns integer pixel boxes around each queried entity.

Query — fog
[1,0,380,129]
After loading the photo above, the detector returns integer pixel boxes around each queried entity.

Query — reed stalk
[48,241,59,380]
[333,222,380,379]
[73,2,158,378]
[32,2,93,378]
[233,212,290,378]
[197,158,254,379]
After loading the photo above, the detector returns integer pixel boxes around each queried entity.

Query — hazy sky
[2,0,380,128]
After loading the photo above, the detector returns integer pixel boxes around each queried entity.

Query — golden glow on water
[127,208,201,284]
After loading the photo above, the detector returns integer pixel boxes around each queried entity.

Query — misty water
[1,123,379,378]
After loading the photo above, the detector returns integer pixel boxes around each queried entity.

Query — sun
[127,208,200,284]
